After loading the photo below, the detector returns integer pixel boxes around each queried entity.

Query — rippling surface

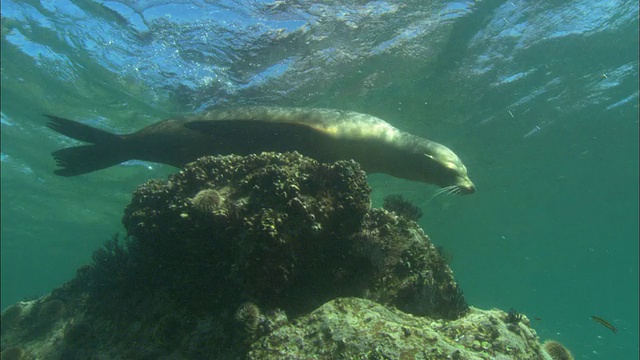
[1,1,638,358]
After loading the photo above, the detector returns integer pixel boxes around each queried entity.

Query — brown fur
[47,107,474,194]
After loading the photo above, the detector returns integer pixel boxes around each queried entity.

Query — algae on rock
[248,297,545,360]
[0,152,566,359]
[115,151,466,319]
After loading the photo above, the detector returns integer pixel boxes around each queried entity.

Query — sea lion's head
[382,136,475,195]
[423,143,475,195]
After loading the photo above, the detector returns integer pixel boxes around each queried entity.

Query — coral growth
[37,299,65,324]
[542,340,574,360]
[235,302,263,342]
[382,194,423,221]
[1,304,23,335]
[87,234,133,299]
[435,245,454,264]
[0,152,556,359]
[506,308,523,324]
[116,152,375,314]
[353,209,468,318]
[248,298,545,359]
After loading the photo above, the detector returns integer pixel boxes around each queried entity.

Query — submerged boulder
[248,297,547,360]
[1,296,556,360]
[116,151,466,319]
[0,152,569,359]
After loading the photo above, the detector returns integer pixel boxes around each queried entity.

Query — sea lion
[46,107,475,194]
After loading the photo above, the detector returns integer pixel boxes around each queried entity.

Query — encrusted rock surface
[2,296,550,360]
[0,152,566,359]
[115,151,466,319]
[248,297,545,360]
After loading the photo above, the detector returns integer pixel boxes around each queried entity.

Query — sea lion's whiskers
[441,185,459,196]
[434,186,452,197]
[430,189,447,200]
[447,186,461,195]
[432,185,457,199]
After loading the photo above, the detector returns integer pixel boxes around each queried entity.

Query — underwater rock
[0,347,24,360]
[247,297,548,359]
[0,298,565,360]
[37,299,65,325]
[117,151,463,318]
[1,304,23,335]
[119,151,374,314]
[0,298,69,359]
[0,152,572,359]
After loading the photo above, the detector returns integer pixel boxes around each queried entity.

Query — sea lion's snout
[459,183,475,195]
[449,176,475,195]
[426,146,475,195]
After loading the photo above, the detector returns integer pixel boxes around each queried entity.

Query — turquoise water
[1,1,638,358]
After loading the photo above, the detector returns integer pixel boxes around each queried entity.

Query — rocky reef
[247,298,545,359]
[1,152,570,359]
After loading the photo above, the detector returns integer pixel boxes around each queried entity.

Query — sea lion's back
[197,107,401,141]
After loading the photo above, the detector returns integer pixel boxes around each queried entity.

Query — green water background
[1,1,638,358]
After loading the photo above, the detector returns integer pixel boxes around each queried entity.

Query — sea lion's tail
[46,115,128,176]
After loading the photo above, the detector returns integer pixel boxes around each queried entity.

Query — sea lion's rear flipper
[46,115,128,176]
